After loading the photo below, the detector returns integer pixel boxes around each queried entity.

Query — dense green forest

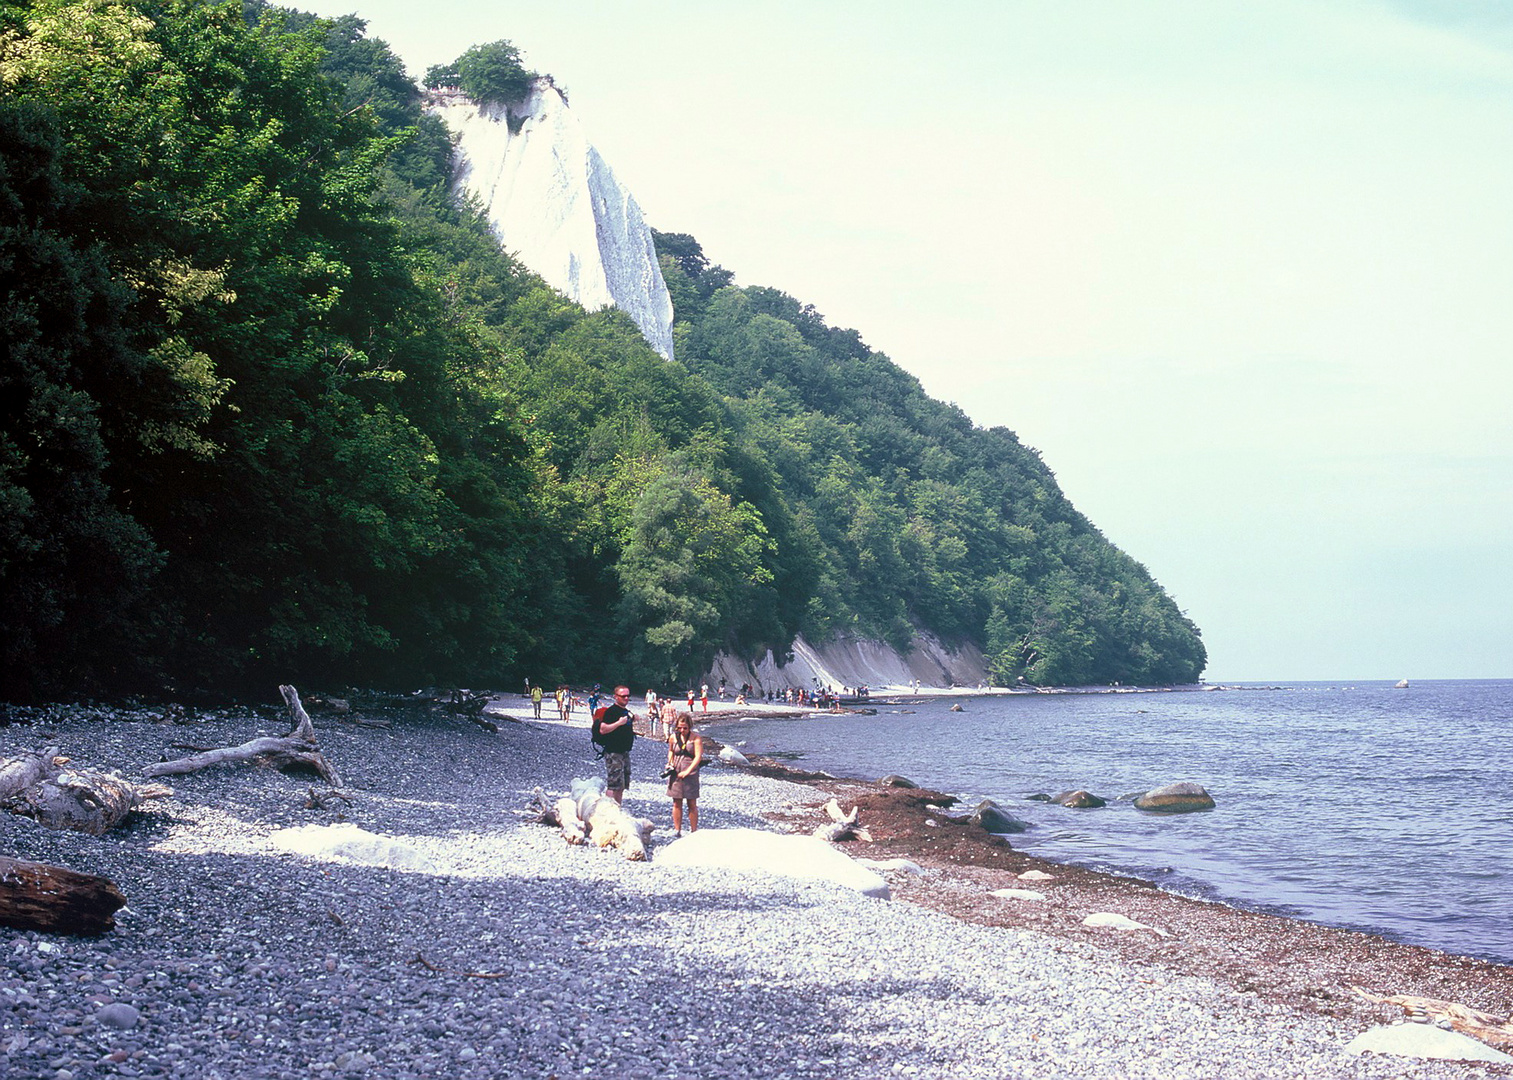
[0,0,1205,700]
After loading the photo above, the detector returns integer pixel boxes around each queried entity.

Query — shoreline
[4,699,1512,1076]
[491,696,1513,1029]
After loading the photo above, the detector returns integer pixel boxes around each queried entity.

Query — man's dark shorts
[604,751,631,791]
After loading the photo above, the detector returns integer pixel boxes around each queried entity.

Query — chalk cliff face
[705,632,989,694]
[428,81,675,360]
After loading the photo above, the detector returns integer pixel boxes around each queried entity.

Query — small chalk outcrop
[717,745,750,767]
[270,824,433,872]
[657,827,890,899]
[1134,782,1215,813]
[1346,1024,1513,1064]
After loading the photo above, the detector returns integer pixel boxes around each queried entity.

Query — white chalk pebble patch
[1082,912,1169,937]
[1346,1023,1513,1064]
[991,888,1047,901]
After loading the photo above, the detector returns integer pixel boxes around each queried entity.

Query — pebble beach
[2,696,1510,1079]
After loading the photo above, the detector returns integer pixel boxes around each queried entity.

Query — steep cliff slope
[428,81,675,360]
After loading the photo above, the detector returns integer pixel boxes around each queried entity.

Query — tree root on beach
[143,685,342,786]
[518,787,560,826]
[438,690,498,733]
[1352,987,1513,1050]
[1,747,172,835]
[0,856,127,935]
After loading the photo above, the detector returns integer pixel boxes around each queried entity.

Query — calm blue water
[707,680,1513,965]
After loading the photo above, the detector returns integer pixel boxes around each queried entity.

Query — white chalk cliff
[428,81,675,360]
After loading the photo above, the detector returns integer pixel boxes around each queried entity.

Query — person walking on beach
[595,685,636,805]
[700,683,709,712]
[530,684,543,719]
[665,712,703,835]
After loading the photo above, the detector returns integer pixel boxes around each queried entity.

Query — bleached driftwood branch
[143,685,341,786]
[814,797,872,842]
[552,780,653,860]
[1353,987,1513,1049]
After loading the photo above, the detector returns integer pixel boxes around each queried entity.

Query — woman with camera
[664,712,703,836]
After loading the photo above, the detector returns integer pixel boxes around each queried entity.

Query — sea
[705,679,1513,966]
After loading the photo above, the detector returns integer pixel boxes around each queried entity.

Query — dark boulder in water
[878,775,919,789]
[1053,790,1106,808]
[972,800,1030,834]
[1134,782,1215,813]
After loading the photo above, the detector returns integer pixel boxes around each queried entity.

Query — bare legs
[671,798,698,834]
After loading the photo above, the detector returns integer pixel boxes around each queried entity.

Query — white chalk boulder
[1346,1024,1513,1064]
[657,828,890,899]
[991,888,1046,901]
[1082,911,1169,937]
[271,824,433,872]
[717,745,750,766]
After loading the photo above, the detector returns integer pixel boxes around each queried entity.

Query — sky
[302,0,1513,681]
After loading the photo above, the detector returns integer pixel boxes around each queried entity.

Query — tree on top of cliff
[447,40,535,105]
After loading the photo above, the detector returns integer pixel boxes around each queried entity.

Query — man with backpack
[593,685,636,805]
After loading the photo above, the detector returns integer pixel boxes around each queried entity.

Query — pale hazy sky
[304,0,1513,681]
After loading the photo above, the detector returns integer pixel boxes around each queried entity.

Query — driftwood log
[1353,987,1513,1050]
[0,856,126,935]
[143,685,342,786]
[1,748,172,835]
[554,781,653,860]
[814,797,872,843]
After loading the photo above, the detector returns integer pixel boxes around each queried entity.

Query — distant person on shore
[530,684,543,719]
[700,683,709,712]
[686,687,695,712]
[595,685,636,805]
[555,685,570,723]
[665,712,703,835]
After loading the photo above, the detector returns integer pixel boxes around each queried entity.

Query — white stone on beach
[657,827,890,899]
[860,858,924,875]
[270,824,434,872]
[1082,912,1169,937]
[991,888,1047,901]
[1346,1023,1513,1064]
[1018,870,1055,882]
[717,745,750,766]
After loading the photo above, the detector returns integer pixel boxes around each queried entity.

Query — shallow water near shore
[708,679,1513,965]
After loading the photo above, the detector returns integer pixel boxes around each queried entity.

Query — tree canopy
[0,2,1204,700]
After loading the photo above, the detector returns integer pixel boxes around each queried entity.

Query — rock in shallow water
[1052,790,1106,808]
[971,800,1030,834]
[1133,782,1215,813]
